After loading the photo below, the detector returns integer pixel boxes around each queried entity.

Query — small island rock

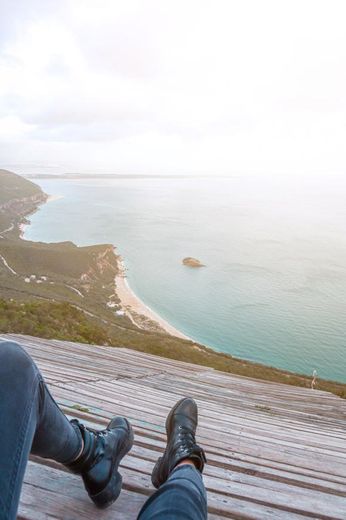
[182,257,205,267]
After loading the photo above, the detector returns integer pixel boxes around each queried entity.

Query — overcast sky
[0,0,345,175]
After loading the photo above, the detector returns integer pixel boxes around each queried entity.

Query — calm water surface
[24,175,346,383]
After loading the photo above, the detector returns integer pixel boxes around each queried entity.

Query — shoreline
[19,193,64,239]
[115,256,192,340]
[19,186,192,341]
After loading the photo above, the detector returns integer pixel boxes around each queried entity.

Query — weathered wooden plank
[7,334,209,373]
[61,409,346,492]
[118,454,346,518]
[81,379,346,448]
[52,384,346,475]
[24,460,309,520]
[99,436,346,497]
[20,461,146,520]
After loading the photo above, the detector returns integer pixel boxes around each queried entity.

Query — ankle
[175,458,199,470]
[66,420,97,472]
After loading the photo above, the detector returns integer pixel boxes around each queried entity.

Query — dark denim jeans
[0,340,83,519]
[137,465,207,520]
[0,340,207,520]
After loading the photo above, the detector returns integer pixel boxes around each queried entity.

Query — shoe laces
[92,429,108,464]
[177,425,195,452]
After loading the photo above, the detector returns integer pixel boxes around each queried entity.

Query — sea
[24,174,346,383]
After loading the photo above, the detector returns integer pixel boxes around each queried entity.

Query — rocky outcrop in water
[182,257,205,267]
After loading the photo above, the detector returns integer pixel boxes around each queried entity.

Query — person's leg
[0,340,83,520]
[137,397,207,520]
[138,464,207,520]
[0,339,134,519]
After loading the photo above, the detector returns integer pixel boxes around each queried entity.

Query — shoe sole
[90,419,134,509]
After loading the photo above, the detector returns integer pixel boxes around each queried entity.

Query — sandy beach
[47,194,64,203]
[115,258,191,340]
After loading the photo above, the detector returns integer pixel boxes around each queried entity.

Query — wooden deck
[2,334,346,519]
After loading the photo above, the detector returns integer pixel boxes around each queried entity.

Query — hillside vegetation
[0,169,47,233]
[1,298,345,399]
[0,169,41,205]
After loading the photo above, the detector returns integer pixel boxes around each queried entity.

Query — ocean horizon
[24,173,346,383]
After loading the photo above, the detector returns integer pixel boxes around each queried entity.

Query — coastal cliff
[0,170,122,329]
[0,169,46,204]
[0,170,118,282]
[0,169,48,235]
[0,192,48,217]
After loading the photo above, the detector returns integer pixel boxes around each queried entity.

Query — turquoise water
[24,175,346,383]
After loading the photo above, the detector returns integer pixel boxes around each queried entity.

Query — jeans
[0,340,207,520]
[137,465,207,520]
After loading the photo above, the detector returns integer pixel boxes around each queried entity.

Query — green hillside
[0,169,42,204]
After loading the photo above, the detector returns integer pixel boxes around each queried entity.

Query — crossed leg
[0,340,207,520]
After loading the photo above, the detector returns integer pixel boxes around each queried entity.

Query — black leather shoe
[152,397,206,488]
[66,417,134,508]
